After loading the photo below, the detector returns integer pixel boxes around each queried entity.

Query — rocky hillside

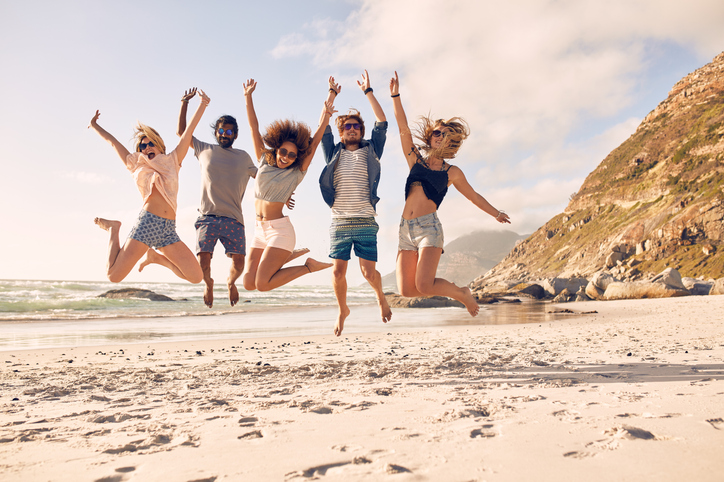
[477,52,724,287]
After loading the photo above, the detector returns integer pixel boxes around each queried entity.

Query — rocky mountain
[476,52,724,288]
[381,229,527,288]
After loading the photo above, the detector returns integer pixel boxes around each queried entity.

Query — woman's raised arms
[88,110,132,165]
[299,100,337,172]
[244,79,265,162]
[390,71,420,169]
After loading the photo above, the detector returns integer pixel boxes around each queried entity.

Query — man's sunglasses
[139,141,155,151]
[218,128,235,136]
[278,147,297,160]
[343,123,361,130]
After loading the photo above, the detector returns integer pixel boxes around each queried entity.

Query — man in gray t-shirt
[178,88,257,308]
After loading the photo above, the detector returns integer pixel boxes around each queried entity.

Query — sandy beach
[1,296,723,481]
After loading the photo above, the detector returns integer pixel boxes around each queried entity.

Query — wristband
[391,94,400,98]
[329,88,338,95]
[364,87,373,95]
[181,100,189,103]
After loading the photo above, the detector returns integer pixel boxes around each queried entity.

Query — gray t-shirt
[193,137,257,225]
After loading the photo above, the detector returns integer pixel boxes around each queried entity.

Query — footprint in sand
[238,430,263,439]
[470,424,496,438]
[238,416,259,427]
[706,418,724,430]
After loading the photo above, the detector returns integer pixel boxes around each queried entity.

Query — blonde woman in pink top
[89,90,210,284]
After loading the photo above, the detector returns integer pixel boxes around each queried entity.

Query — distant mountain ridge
[477,52,724,287]
[381,230,527,288]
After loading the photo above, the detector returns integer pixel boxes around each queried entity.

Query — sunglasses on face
[218,128,235,136]
[343,123,361,130]
[139,141,155,151]
[431,130,447,138]
[278,147,297,160]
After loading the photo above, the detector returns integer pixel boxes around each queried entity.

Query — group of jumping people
[90,71,511,337]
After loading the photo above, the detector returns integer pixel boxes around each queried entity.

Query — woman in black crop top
[389,72,511,317]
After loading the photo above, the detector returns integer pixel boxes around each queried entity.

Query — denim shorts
[398,212,444,251]
[250,216,295,252]
[128,210,181,249]
[195,215,246,257]
[329,217,378,262]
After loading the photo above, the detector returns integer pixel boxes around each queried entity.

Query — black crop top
[404,161,451,208]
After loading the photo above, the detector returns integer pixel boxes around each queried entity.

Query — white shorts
[250,216,296,252]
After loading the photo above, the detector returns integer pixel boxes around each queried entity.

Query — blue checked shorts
[329,217,379,261]
[398,212,444,251]
[127,210,181,249]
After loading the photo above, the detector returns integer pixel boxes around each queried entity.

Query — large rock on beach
[603,281,689,300]
[585,271,618,300]
[510,282,547,300]
[98,288,176,302]
[710,278,724,295]
[542,277,588,297]
[651,268,686,290]
[385,293,464,309]
[682,277,714,296]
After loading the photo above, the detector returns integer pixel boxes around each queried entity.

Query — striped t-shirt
[332,146,375,218]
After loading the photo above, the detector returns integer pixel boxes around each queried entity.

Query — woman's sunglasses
[431,130,447,138]
[139,141,155,151]
[278,147,297,160]
[218,128,235,136]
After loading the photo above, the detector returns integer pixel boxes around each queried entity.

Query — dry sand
[1,296,723,481]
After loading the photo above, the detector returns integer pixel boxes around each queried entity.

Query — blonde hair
[133,123,166,154]
[414,116,470,160]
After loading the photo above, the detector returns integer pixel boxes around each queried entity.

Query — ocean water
[0,279,559,351]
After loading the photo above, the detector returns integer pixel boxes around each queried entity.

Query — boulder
[585,281,605,300]
[603,281,689,300]
[575,286,591,302]
[510,282,547,300]
[651,267,686,290]
[385,293,464,308]
[591,271,617,291]
[710,278,724,295]
[682,277,714,296]
[98,288,176,302]
[552,288,574,303]
[541,277,588,297]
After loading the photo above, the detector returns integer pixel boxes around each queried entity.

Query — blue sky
[1,0,723,286]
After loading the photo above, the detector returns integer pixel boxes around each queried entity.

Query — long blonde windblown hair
[133,123,166,154]
[414,116,470,160]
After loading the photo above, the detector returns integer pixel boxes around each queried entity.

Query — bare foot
[228,280,240,307]
[138,249,162,273]
[304,258,333,273]
[334,305,351,337]
[203,278,214,308]
[461,287,480,317]
[378,295,392,323]
[286,248,310,264]
[94,217,121,232]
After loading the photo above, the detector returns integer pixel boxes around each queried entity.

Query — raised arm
[244,79,265,162]
[300,100,337,171]
[448,166,511,224]
[358,69,386,123]
[176,87,197,138]
[88,110,132,165]
[389,71,419,169]
[175,89,210,164]
[327,76,341,104]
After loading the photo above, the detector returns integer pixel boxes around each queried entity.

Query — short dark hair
[212,115,238,135]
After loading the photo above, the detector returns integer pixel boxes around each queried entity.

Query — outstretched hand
[324,100,337,117]
[357,69,371,92]
[243,79,257,96]
[328,76,341,95]
[181,87,197,102]
[286,193,296,211]
[495,211,511,224]
[197,89,210,106]
[88,110,101,128]
[389,71,400,96]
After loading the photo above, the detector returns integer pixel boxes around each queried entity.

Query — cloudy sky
[1,0,723,286]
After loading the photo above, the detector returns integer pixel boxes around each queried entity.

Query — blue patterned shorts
[329,217,378,261]
[398,212,444,251]
[127,210,181,249]
[195,215,246,257]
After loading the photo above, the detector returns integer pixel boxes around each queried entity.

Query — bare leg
[95,217,149,283]
[415,247,479,316]
[286,248,309,264]
[139,242,203,284]
[255,247,332,292]
[360,258,392,324]
[332,259,351,337]
[242,248,264,291]
[396,249,424,298]
[198,252,214,308]
[228,253,245,307]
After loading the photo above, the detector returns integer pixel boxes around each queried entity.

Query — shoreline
[1,296,723,481]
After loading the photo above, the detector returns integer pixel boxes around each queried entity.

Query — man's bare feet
[138,249,162,273]
[286,248,310,264]
[228,280,239,307]
[304,258,333,273]
[94,218,121,232]
[378,295,392,323]
[203,278,214,308]
[334,305,351,337]
[461,287,480,317]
